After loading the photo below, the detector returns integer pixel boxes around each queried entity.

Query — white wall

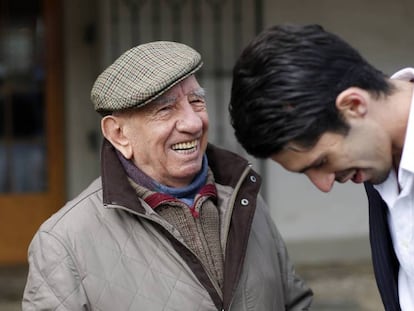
[262,0,414,263]
[264,0,414,75]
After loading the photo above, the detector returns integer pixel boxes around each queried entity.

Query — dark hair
[229,24,393,158]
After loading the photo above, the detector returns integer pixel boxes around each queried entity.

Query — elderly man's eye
[160,105,172,111]
[154,104,174,115]
[160,101,176,109]
[188,94,205,103]
[188,96,206,112]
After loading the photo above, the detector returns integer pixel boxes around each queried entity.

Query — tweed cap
[91,41,203,114]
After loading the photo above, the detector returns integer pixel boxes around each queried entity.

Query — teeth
[172,140,197,150]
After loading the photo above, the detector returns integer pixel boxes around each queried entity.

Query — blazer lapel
[365,182,401,311]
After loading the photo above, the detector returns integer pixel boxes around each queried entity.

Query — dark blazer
[365,182,401,311]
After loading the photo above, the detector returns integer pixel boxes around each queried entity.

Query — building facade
[1,0,414,265]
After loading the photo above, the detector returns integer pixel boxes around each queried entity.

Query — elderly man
[23,41,312,310]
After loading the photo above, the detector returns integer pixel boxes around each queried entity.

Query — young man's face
[116,75,209,188]
[271,129,393,192]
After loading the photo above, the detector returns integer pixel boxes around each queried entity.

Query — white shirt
[374,68,414,310]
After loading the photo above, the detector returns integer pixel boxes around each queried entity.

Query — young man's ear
[101,115,133,159]
[336,87,369,118]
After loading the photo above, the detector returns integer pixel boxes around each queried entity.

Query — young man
[22,41,312,310]
[229,24,414,311]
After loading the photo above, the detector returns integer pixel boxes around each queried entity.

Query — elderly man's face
[116,75,209,187]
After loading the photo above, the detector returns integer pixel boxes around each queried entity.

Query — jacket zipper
[105,201,224,300]
[105,163,253,310]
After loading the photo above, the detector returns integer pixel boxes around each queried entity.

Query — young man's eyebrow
[297,156,325,173]
[285,144,322,173]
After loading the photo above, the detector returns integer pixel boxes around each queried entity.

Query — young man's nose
[306,170,335,193]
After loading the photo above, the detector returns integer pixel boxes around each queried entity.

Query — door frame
[0,0,64,264]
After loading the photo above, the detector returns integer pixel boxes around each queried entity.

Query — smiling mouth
[336,168,364,184]
[351,169,365,183]
[335,169,356,183]
[171,140,198,153]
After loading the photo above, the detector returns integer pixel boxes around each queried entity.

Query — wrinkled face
[117,76,209,187]
[271,128,393,192]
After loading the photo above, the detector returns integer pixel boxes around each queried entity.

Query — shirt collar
[374,68,414,196]
[391,68,414,175]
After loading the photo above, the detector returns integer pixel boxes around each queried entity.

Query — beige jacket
[22,141,312,310]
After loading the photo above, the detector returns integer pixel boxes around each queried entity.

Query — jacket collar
[100,138,262,309]
[100,139,255,211]
[100,139,144,213]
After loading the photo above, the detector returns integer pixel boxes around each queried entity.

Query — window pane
[0,0,47,193]
[11,143,46,192]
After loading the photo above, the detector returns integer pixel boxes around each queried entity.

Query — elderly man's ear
[101,116,133,159]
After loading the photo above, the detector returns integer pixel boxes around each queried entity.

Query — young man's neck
[387,80,413,156]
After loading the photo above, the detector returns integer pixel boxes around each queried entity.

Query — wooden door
[0,0,64,264]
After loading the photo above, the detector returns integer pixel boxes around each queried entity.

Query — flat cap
[91,41,203,114]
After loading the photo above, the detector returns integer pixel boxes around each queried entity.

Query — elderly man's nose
[176,106,202,131]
